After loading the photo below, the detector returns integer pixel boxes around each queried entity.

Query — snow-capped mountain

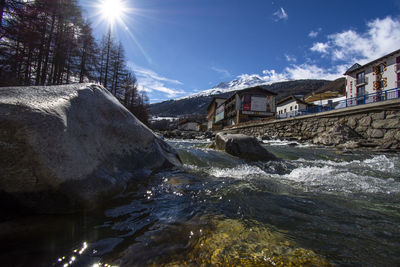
[176,75,277,100]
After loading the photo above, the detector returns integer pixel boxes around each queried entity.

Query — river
[1,139,399,266]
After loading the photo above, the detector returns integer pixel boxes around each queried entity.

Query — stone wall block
[384,129,397,140]
[358,116,372,127]
[371,111,385,120]
[372,119,400,129]
[347,117,357,128]
[367,129,384,138]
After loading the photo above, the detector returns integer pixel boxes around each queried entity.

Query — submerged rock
[211,132,276,161]
[115,215,332,266]
[0,84,181,213]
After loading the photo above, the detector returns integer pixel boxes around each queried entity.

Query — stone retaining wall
[222,99,400,150]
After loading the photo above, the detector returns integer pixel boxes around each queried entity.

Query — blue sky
[79,0,400,103]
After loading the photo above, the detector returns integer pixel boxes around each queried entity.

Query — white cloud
[211,66,232,78]
[310,16,400,64]
[308,31,319,38]
[308,28,322,38]
[260,17,400,83]
[262,69,288,83]
[283,64,344,80]
[284,54,297,63]
[128,62,185,98]
[259,64,343,83]
[310,42,330,53]
[273,7,288,21]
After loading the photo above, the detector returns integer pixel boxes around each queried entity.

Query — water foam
[262,139,314,147]
[363,155,396,173]
[207,164,267,179]
[280,163,400,194]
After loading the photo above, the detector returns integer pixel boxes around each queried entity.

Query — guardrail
[277,87,400,119]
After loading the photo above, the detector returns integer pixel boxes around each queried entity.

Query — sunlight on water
[159,216,332,266]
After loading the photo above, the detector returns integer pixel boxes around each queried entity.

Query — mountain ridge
[150,78,342,117]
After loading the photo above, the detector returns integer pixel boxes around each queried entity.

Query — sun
[97,0,127,24]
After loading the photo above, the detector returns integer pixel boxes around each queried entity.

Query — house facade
[277,95,310,118]
[345,49,400,105]
[213,86,277,127]
[207,97,226,130]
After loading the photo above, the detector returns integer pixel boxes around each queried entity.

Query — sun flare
[98,0,127,24]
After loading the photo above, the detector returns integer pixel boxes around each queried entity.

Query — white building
[276,95,311,119]
[344,49,400,105]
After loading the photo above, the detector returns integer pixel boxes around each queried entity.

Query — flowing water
[1,139,399,266]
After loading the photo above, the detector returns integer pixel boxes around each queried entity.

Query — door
[357,86,365,105]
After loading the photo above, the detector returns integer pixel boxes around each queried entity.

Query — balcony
[356,76,368,86]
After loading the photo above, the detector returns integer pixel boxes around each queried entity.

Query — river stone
[0,84,181,213]
[336,141,360,149]
[212,133,276,161]
[313,123,361,146]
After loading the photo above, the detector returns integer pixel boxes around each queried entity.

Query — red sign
[242,95,251,111]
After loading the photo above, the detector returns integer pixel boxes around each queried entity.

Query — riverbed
[1,139,399,266]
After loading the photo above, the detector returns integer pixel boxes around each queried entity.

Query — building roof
[304,91,341,103]
[344,63,362,75]
[344,48,400,75]
[235,85,278,96]
[207,96,227,111]
[277,95,309,106]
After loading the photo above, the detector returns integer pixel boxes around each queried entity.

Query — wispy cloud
[308,31,319,38]
[310,16,400,64]
[211,66,232,78]
[128,62,185,98]
[273,7,288,21]
[284,54,297,63]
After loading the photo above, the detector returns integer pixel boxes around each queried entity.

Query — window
[379,64,385,73]
[379,80,384,89]
[357,86,365,96]
[356,72,365,84]
[290,106,293,111]
[295,105,298,110]
[284,108,286,113]
[397,57,400,72]
[397,73,400,87]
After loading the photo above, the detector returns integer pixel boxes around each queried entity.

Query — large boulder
[212,133,276,161]
[0,84,181,213]
[313,123,361,146]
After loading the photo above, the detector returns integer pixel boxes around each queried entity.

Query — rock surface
[313,123,361,146]
[0,84,181,213]
[212,133,276,161]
